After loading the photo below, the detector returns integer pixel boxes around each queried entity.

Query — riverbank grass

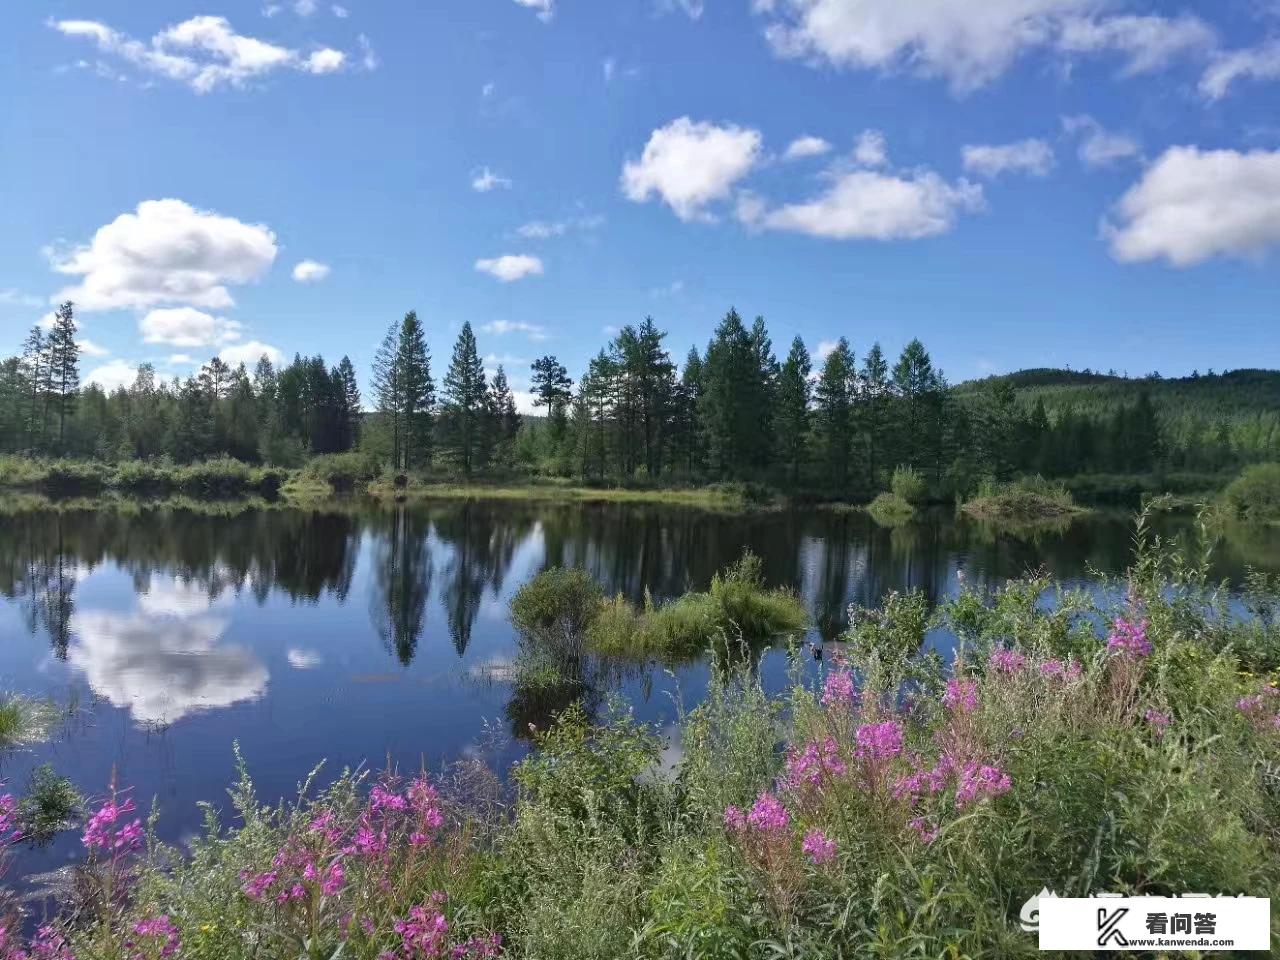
[1219,462,1280,523]
[0,693,57,748]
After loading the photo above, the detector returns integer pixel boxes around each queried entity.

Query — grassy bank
[0,456,288,500]
[1217,463,1280,524]
[2,514,1278,957]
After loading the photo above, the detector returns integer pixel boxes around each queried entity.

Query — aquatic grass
[0,457,288,501]
[0,694,57,749]
[14,765,82,845]
[962,474,1086,523]
[866,492,916,526]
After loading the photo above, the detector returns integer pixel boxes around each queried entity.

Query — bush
[15,765,82,845]
[1221,462,1280,522]
[963,474,1082,521]
[889,465,927,504]
[866,492,915,526]
[302,451,380,493]
[510,567,606,638]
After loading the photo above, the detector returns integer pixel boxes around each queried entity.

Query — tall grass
[962,474,1084,522]
[0,457,288,500]
[1220,462,1280,523]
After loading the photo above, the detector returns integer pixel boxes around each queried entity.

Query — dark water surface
[1,500,1277,884]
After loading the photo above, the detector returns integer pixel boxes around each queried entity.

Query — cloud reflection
[69,610,267,725]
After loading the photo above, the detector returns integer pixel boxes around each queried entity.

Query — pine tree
[892,338,940,471]
[775,336,811,485]
[440,322,488,477]
[814,339,856,490]
[46,302,80,452]
[336,356,362,449]
[20,327,48,452]
[488,365,521,469]
[531,355,573,459]
[859,343,890,489]
[372,323,403,469]
[397,311,434,469]
[700,309,763,479]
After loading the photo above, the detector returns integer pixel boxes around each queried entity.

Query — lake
[1,499,1277,887]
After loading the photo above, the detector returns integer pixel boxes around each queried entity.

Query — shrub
[1221,462,1280,522]
[15,764,82,844]
[866,492,915,526]
[510,567,606,639]
[890,465,927,504]
[302,451,380,493]
[963,474,1082,521]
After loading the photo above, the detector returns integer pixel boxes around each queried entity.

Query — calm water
[1,500,1277,885]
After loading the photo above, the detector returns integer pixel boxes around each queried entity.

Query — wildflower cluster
[1107,616,1152,659]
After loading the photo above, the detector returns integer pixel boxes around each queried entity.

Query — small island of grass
[961,475,1087,523]
[511,552,807,661]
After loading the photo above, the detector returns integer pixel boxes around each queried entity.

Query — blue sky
[3,0,1280,405]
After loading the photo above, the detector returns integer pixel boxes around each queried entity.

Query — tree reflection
[368,505,432,666]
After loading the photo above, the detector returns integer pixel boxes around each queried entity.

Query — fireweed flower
[854,720,904,761]
[955,763,1012,809]
[801,829,837,865]
[723,805,746,831]
[820,667,858,708]
[1107,617,1152,659]
[988,649,1027,674]
[393,894,450,958]
[908,816,939,844]
[782,737,847,791]
[82,794,143,854]
[745,792,790,833]
[942,678,978,714]
[451,933,504,958]
[130,915,181,958]
[1144,709,1171,737]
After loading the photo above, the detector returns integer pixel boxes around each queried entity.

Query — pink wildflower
[131,915,180,958]
[1107,617,1152,659]
[82,795,142,853]
[955,763,1012,809]
[782,737,847,791]
[820,667,858,708]
[801,829,837,865]
[854,720,904,761]
[745,792,790,833]
[1144,709,1171,738]
[908,816,939,844]
[452,933,503,958]
[942,677,978,714]
[989,649,1027,674]
[393,895,450,959]
[723,805,746,831]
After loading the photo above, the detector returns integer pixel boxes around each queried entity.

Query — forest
[2,303,1277,498]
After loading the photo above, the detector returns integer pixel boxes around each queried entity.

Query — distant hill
[954,368,1280,422]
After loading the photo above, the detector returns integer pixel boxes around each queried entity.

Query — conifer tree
[440,322,488,476]
[46,302,80,452]
[396,311,434,469]
[776,336,811,484]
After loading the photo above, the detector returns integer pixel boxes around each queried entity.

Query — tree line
[0,304,1260,494]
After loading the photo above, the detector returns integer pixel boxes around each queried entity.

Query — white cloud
[753,1,1213,94]
[85,360,139,391]
[603,58,617,82]
[168,354,196,365]
[816,339,839,359]
[622,117,763,221]
[659,0,706,19]
[294,0,318,15]
[139,577,218,617]
[513,0,555,23]
[1106,146,1280,267]
[332,5,350,17]
[1200,40,1280,100]
[472,167,513,192]
[77,338,110,358]
[69,609,267,725]
[783,135,832,161]
[51,15,356,93]
[292,259,332,282]
[221,340,285,366]
[739,169,983,241]
[481,320,548,340]
[1061,114,1141,168]
[650,279,686,297]
[357,34,379,71]
[961,139,1055,178]
[514,214,603,239]
[853,129,888,167]
[140,307,244,348]
[51,199,277,311]
[475,255,544,283]
[302,48,345,73]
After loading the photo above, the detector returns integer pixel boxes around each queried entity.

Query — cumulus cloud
[475,255,544,282]
[140,307,244,348]
[292,259,331,282]
[51,15,356,93]
[138,577,218,617]
[85,360,141,392]
[1061,115,1141,168]
[850,130,889,168]
[1105,146,1280,266]
[481,320,548,340]
[51,199,277,311]
[783,135,832,161]
[753,1,1214,93]
[739,169,983,241]
[513,0,555,23]
[70,609,267,725]
[221,340,284,366]
[77,338,110,358]
[1200,40,1280,100]
[962,139,1055,178]
[622,117,763,221]
[471,167,513,192]
[287,648,323,669]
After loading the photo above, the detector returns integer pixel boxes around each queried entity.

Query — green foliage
[510,567,606,638]
[1221,462,1280,522]
[15,764,82,844]
[890,465,927,504]
[866,492,915,526]
[962,475,1083,521]
[299,451,381,492]
[0,693,56,747]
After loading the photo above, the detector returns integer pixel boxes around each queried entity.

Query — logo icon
[1096,907,1129,947]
